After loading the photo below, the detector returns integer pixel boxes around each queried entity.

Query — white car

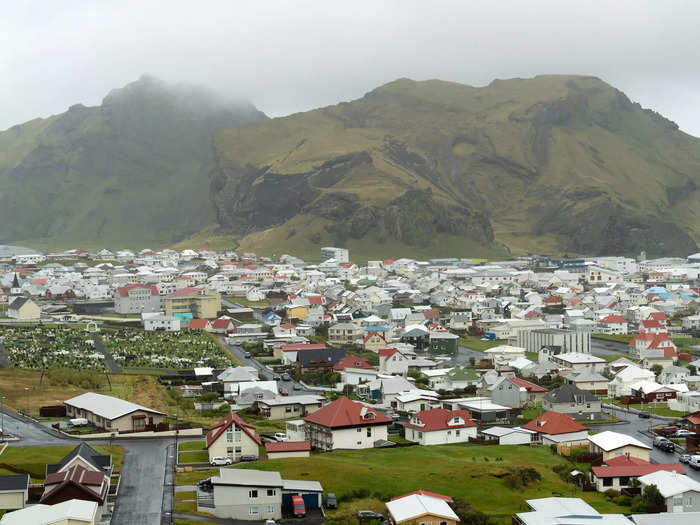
[673,429,695,438]
[274,433,288,442]
[210,456,233,466]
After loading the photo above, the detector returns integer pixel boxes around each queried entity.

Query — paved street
[590,338,629,358]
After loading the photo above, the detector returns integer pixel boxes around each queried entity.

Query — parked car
[210,456,232,466]
[293,384,302,391]
[679,454,692,464]
[265,520,277,525]
[673,429,694,438]
[690,455,700,469]
[386,411,400,421]
[274,433,288,442]
[657,426,679,436]
[282,373,292,381]
[273,375,281,381]
[326,493,338,509]
[653,437,675,453]
[244,352,252,358]
[638,411,651,419]
[292,495,306,517]
[239,455,258,462]
[357,510,384,521]
[280,389,289,396]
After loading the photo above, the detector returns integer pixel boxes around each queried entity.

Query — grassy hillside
[0,75,266,249]
[210,75,700,258]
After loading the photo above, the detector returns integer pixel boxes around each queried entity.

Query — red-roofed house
[264,441,311,459]
[378,348,409,375]
[391,491,453,502]
[591,455,684,492]
[629,333,677,359]
[404,409,477,445]
[362,330,390,352]
[640,319,667,334]
[333,356,374,371]
[685,412,700,434]
[303,397,391,451]
[211,317,235,333]
[41,465,108,517]
[278,343,327,364]
[598,315,628,335]
[206,412,261,462]
[521,411,589,447]
[647,311,668,325]
[189,318,213,331]
[492,376,548,408]
[115,283,163,314]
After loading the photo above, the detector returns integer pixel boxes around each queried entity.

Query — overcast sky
[2,1,700,135]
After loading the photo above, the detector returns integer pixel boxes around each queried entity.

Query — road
[590,338,630,358]
[595,406,700,482]
[220,336,313,394]
[0,407,173,525]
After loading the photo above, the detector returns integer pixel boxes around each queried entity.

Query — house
[278,343,327,364]
[483,345,526,370]
[386,492,459,525]
[0,475,29,510]
[46,443,113,480]
[567,369,609,394]
[591,455,684,492]
[264,441,311,459]
[493,376,547,407]
[41,466,108,519]
[401,326,430,351]
[362,329,390,352]
[588,431,651,461]
[64,393,165,433]
[188,318,213,331]
[328,323,362,346]
[296,348,346,373]
[0,499,98,525]
[638,470,700,513]
[543,384,601,415]
[628,333,677,359]
[393,391,441,414]
[205,412,262,462]
[450,397,512,423]
[608,365,656,397]
[629,380,681,403]
[198,468,323,520]
[6,296,41,320]
[515,497,633,525]
[255,395,324,420]
[659,365,690,385]
[598,315,628,335]
[549,352,606,372]
[303,397,391,451]
[143,314,181,331]
[520,411,589,448]
[165,287,221,319]
[480,426,536,445]
[211,318,235,334]
[444,367,481,390]
[378,348,409,375]
[429,332,459,354]
[404,409,477,445]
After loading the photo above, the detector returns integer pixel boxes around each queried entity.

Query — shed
[281,479,323,510]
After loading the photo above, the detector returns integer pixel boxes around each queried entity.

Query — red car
[280,389,289,396]
[656,426,679,436]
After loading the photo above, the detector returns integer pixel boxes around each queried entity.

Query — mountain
[210,75,700,259]
[0,75,266,249]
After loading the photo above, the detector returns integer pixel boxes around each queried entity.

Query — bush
[338,489,370,502]
[47,369,106,390]
[603,489,620,501]
[450,498,491,525]
[614,495,632,506]
[504,467,542,489]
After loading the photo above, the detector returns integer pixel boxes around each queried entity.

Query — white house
[205,412,262,462]
[404,408,477,445]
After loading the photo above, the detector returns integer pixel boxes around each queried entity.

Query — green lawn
[178,451,209,463]
[525,352,539,362]
[458,336,504,351]
[591,334,633,344]
[612,401,688,418]
[0,445,124,482]
[176,445,627,521]
[179,440,206,451]
[224,296,270,308]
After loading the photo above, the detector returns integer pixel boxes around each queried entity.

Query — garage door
[302,493,319,509]
[282,493,293,510]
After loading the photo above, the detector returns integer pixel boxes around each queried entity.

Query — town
[0,245,700,525]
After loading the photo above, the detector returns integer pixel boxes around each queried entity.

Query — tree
[689,365,697,376]
[450,499,491,525]
[651,364,663,377]
[631,484,666,513]
[469,356,476,366]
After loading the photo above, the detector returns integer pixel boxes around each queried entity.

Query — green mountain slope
[210,75,700,258]
[0,75,266,249]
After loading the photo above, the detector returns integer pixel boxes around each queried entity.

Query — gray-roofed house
[7,296,40,320]
[0,474,29,510]
[64,392,165,433]
[543,384,601,415]
[46,443,112,478]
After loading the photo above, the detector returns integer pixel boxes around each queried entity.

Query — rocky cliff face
[210,75,700,257]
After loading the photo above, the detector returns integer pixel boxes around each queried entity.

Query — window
[235,447,242,455]
[367,427,372,437]
[673,496,682,506]
[603,478,613,487]
[249,490,258,498]
[357,428,362,433]
[268,505,275,513]
[286,407,292,413]
[686,496,693,506]
[249,507,259,515]
[227,430,234,443]
[227,447,234,456]
[267,489,276,497]
[456,430,460,437]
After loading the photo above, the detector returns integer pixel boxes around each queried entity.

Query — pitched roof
[189,318,210,329]
[264,441,311,453]
[333,356,375,371]
[378,348,399,359]
[206,411,261,448]
[304,397,391,428]
[212,318,233,329]
[509,376,548,393]
[405,409,476,431]
[391,491,453,502]
[297,348,346,367]
[0,499,98,525]
[0,474,29,491]
[386,493,459,523]
[42,465,107,504]
[592,457,684,478]
[600,315,626,324]
[543,384,598,404]
[64,392,163,420]
[280,343,326,352]
[46,443,111,476]
[521,411,588,435]
[588,431,651,452]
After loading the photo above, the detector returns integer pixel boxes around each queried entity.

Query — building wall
[591,445,650,462]
[405,426,476,445]
[492,381,524,408]
[0,490,26,509]
[664,490,700,513]
[267,451,310,459]
[64,405,163,432]
[8,301,41,320]
[306,422,388,451]
[543,400,601,414]
[517,329,591,354]
[395,513,458,525]
[210,484,282,520]
[208,431,260,461]
[262,403,321,420]
[165,290,221,318]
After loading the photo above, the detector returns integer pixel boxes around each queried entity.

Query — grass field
[0,369,173,418]
[611,400,688,418]
[0,445,124,482]
[179,440,206,451]
[458,336,504,351]
[224,296,270,308]
[591,334,633,344]
[176,445,627,521]
[178,451,209,464]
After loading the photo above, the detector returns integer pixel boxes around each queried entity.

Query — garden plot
[0,326,106,370]
[102,329,233,369]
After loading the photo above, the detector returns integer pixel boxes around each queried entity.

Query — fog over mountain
[3,1,700,135]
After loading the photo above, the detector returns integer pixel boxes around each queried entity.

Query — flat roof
[212,468,283,487]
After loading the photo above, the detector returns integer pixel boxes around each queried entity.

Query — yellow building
[588,431,651,462]
[165,287,221,319]
[386,492,459,525]
[285,305,308,321]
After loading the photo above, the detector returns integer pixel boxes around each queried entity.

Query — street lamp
[24,388,29,418]
[1,395,5,441]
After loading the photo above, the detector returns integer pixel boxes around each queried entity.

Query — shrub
[603,489,620,501]
[614,495,632,506]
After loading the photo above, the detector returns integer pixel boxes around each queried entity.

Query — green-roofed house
[446,367,481,390]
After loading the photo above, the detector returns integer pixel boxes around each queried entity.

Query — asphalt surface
[590,338,630,358]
